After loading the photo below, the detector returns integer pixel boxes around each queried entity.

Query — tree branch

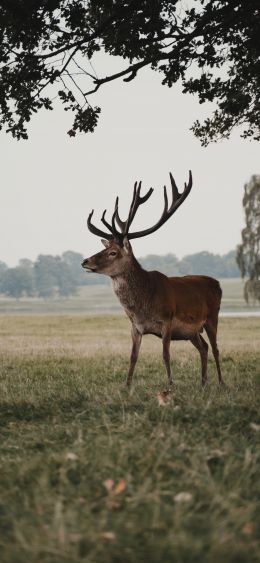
[35,0,142,61]
[83,15,207,96]
[84,58,152,95]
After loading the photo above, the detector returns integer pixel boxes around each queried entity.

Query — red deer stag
[82,171,224,388]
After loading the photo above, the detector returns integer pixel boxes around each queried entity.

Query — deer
[82,171,224,389]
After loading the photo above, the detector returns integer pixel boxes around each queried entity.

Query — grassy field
[0,315,259,563]
[0,278,259,315]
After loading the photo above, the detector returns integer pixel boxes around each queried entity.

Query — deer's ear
[123,237,132,254]
[101,239,110,248]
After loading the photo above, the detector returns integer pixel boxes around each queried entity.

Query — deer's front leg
[126,325,142,387]
[162,328,173,387]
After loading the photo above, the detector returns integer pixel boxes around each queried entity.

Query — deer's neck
[111,258,150,311]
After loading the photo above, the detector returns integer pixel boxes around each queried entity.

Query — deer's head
[82,171,192,277]
[82,237,133,276]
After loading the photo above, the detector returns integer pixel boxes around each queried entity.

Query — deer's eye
[109,251,117,256]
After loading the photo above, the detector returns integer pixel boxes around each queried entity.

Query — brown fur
[82,239,224,388]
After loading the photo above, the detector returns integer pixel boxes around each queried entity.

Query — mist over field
[0,248,240,299]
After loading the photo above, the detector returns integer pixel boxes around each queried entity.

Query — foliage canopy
[0,0,259,142]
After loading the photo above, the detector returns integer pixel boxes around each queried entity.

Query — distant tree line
[140,250,239,279]
[0,251,105,299]
[0,249,240,299]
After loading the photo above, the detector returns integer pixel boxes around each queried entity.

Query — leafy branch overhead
[0,0,259,142]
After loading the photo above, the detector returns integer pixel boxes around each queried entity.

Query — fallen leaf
[249,422,260,432]
[100,531,116,541]
[103,478,126,509]
[174,492,193,503]
[113,479,126,496]
[103,479,114,493]
[65,452,78,461]
[207,449,225,461]
[157,391,171,406]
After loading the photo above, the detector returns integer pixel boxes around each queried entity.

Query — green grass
[0,316,259,563]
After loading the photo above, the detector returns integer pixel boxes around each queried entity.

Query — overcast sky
[0,53,259,267]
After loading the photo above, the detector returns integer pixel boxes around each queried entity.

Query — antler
[115,181,154,236]
[87,198,121,241]
[87,171,192,242]
[87,181,154,242]
[126,170,192,240]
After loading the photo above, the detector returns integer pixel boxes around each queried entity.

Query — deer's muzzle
[81,259,96,272]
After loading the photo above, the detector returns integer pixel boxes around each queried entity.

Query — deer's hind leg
[204,320,224,385]
[162,327,173,387]
[126,325,142,387]
[190,333,209,386]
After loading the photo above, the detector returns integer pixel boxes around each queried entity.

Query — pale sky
[0,53,259,267]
